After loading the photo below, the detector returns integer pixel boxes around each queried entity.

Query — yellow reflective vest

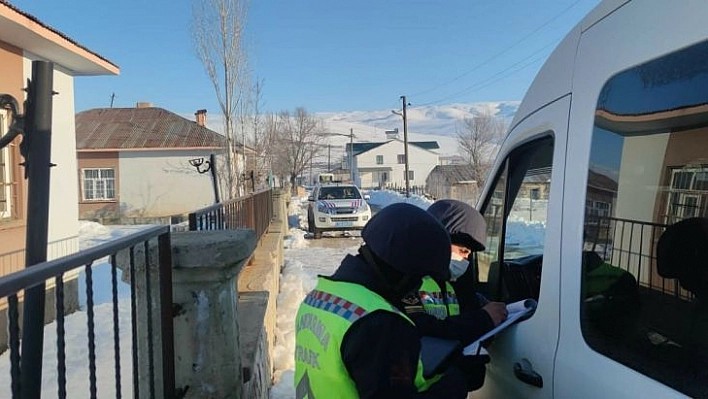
[294,277,433,398]
[419,276,460,319]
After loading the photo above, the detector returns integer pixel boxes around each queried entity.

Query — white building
[348,139,440,189]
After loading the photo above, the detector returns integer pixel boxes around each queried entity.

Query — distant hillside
[318,101,519,157]
[197,101,519,161]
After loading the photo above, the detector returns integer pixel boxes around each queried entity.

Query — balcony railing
[585,215,692,298]
[188,188,273,239]
[0,225,174,398]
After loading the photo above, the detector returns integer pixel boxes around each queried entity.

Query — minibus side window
[476,136,553,303]
[581,39,708,397]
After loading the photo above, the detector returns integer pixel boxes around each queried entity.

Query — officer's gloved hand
[454,354,490,392]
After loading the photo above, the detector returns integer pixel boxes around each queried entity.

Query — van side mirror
[364,194,371,201]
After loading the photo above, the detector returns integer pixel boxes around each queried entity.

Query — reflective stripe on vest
[294,278,432,398]
[419,277,460,319]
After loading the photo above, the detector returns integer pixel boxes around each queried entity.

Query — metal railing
[0,225,175,398]
[188,188,273,238]
[585,215,692,298]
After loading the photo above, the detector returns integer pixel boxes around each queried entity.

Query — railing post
[21,60,54,399]
[188,212,197,231]
[158,233,176,398]
[271,189,288,234]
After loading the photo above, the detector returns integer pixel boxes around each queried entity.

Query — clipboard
[420,336,462,378]
[463,298,537,355]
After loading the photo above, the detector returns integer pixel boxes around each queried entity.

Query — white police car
[307,183,371,239]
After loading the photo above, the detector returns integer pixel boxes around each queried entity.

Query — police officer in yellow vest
[402,199,508,391]
[294,203,471,398]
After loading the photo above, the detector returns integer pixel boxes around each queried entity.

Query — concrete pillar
[116,229,256,399]
[271,189,288,234]
[171,230,256,398]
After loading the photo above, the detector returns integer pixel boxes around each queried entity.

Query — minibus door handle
[513,358,543,388]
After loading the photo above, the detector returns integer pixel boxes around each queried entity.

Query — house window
[0,110,12,219]
[530,188,540,200]
[397,154,406,164]
[581,39,708,397]
[82,168,116,201]
[404,170,414,180]
[665,167,708,223]
[587,200,611,217]
[376,155,384,165]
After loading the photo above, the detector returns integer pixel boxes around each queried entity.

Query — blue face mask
[449,252,470,280]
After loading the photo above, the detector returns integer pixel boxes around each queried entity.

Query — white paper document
[463,298,537,355]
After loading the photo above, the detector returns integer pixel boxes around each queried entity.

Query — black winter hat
[657,217,708,296]
[427,199,487,252]
[362,203,451,281]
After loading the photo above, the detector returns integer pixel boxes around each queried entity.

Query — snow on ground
[366,189,433,210]
[0,221,153,398]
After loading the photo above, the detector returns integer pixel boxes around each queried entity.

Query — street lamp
[189,154,220,203]
[392,95,411,197]
[189,157,212,174]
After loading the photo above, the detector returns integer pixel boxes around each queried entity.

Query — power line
[416,39,557,106]
[409,0,585,100]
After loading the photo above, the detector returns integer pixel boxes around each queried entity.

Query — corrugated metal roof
[430,164,476,183]
[588,170,618,192]
[75,107,227,150]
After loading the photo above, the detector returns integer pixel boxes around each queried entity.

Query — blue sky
[12,0,600,115]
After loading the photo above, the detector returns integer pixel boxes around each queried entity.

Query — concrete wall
[237,189,287,396]
[159,190,286,398]
[23,57,81,260]
[118,149,218,217]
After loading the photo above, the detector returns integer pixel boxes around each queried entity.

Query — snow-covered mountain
[199,101,519,162]
[317,101,519,157]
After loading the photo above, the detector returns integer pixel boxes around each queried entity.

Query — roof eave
[0,4,119,76]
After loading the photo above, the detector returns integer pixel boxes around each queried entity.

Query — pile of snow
[0,222,149,397]
[79,220,150,251]
[366,189,433,210]
[0,301,133,398]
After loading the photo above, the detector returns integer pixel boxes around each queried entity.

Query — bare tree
[456,110,507,187]
[269,108,326,193]
[192,0,250,199]
[249,80,275,190]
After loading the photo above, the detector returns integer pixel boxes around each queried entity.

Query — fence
[189,188,273,238]
[585,215,690,299]
[0,225,175,398]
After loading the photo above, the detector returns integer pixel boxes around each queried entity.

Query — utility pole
[349,128,354,184]
[401,96,410,198]
[328,144,331,172]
